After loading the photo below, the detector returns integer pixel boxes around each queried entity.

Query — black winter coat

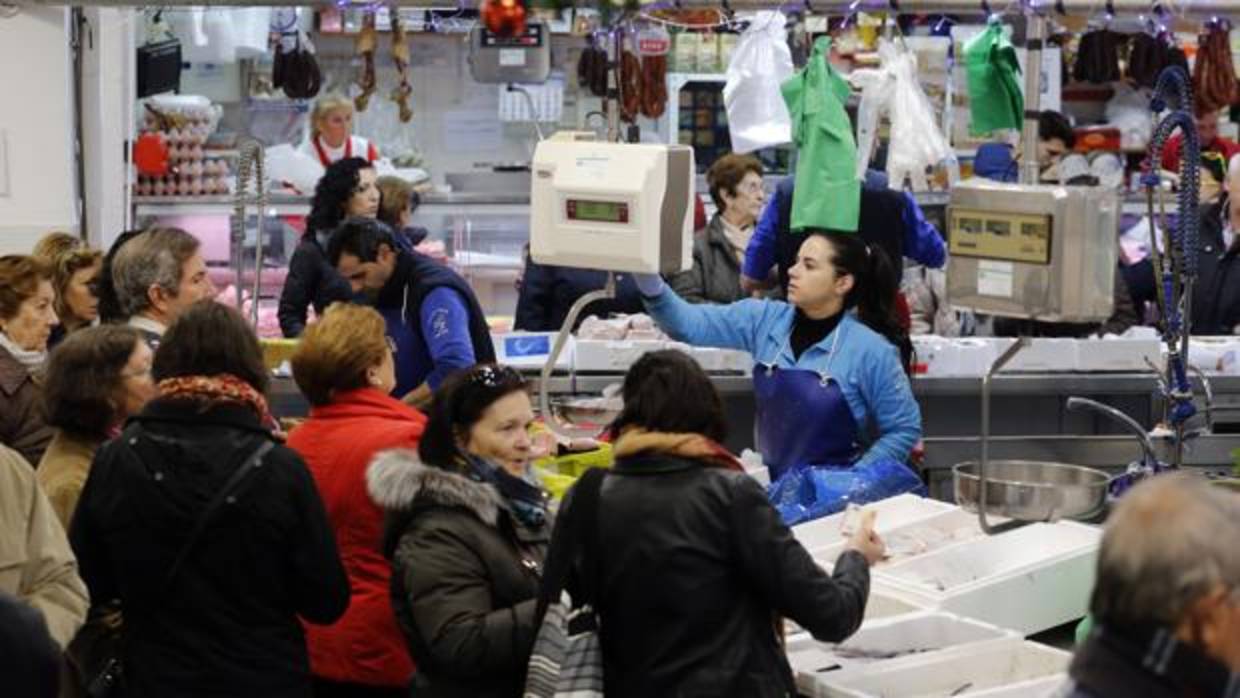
[1192,201,1240,335]
[667,214,749,305]
[369,451,550,698]
[69,400,350,698]
[514,257,645,332]
[567,454,870,698]
[278,235,353,338]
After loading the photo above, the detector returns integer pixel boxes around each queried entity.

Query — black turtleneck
[790,309,844,360]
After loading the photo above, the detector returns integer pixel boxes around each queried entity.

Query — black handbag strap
[536,467,608,618]
[120,428,275,591]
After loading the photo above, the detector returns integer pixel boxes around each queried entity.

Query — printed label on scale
[499,49,527,67]
[977,260,1014,298]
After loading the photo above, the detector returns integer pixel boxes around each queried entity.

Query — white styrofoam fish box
[573,339,669,372]
[687,346,753,374]
[980,338,1079,372]
[792,494,955,553]
[876,521,1101,635]
[784,588,927,641]
[490,332,573,370]
[965,675,1067,697]
[789,610,1020,695]
[911,337,998,377]
[808,508,985,571]
[1073,338,1161,372]
[803,640,1071,698]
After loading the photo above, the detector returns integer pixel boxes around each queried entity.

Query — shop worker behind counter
[634,230,921,483]
[329,217,495,408]
[280,157,381,338]
[557,350,884,697]
[740,170,946,297]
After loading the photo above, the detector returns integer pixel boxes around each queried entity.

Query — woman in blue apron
[634,230,920,480]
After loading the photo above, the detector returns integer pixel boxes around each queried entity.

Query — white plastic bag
[851,40,952,190]
[723,11,793,154]
[264,144,324,197]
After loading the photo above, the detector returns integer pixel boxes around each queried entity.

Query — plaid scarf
[612,429,745,471]
[157,374,278,431]
[464,454,550,529]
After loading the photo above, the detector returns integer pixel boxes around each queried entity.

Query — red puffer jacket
[287,387,426,688]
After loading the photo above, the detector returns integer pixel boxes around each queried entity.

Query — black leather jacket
[567,454,870,698]
[278,235,353,338]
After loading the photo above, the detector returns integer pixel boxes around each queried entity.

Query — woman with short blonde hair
[287,302,425,696]
[302,94,379,167]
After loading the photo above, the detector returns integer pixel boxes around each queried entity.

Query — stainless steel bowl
[953,460,1110,522]
[548,396,622,429]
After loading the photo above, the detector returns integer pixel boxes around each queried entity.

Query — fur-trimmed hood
[367,448,505,527]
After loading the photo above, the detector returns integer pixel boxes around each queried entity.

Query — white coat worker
[301,95,379,167]
[633,229,922,482]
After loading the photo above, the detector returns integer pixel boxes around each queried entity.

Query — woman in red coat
[288,302,426,698]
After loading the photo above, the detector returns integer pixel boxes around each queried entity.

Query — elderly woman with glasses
[37,325,155,527]
[667,153,767,305]
[286,303,427,697]
[367,363,550,698]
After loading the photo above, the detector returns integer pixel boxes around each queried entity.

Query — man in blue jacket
[329,218,496,407]
[740,172,946,294]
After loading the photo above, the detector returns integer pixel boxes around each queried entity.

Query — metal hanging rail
[9,0,1240,19]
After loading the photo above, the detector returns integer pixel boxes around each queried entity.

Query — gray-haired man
[110,227,215,348]
[1063,475,1240,697]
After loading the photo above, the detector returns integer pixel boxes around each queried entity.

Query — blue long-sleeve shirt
[643,285,921,466]
[419,287,477,390]
[742,174,946,282]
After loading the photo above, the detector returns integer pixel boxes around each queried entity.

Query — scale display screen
[948,207,1052,265]
[481,23,543,48]
[566,199,630,224]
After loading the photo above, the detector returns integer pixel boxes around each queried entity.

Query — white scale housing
[530,132,695,275]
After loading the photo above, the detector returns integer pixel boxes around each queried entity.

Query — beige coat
[37,431,102,530]
[0,443,89,648]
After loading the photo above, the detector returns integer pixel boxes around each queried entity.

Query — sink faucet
[1066,396,1159,468]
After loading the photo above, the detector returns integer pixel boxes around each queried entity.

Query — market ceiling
[8,0,1240,19]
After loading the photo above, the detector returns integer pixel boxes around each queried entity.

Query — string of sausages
[619,50,643,122]
[1193,23,1239,114]
[641,53,668,119]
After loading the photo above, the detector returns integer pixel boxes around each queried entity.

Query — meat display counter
[129,192,531,327]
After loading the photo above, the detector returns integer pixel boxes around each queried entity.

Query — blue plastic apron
[754,327,860,481]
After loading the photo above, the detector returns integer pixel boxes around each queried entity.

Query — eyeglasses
[120,367,152,380]
[468,364,523,388]
[385,336,397,354]
[737,180,764,195]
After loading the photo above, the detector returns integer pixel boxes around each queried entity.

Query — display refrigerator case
[130,193,530,336]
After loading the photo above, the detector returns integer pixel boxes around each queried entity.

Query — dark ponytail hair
[810,230,913,374]
[306,157,373,239]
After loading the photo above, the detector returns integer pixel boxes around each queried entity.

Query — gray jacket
[668,215,748,305]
